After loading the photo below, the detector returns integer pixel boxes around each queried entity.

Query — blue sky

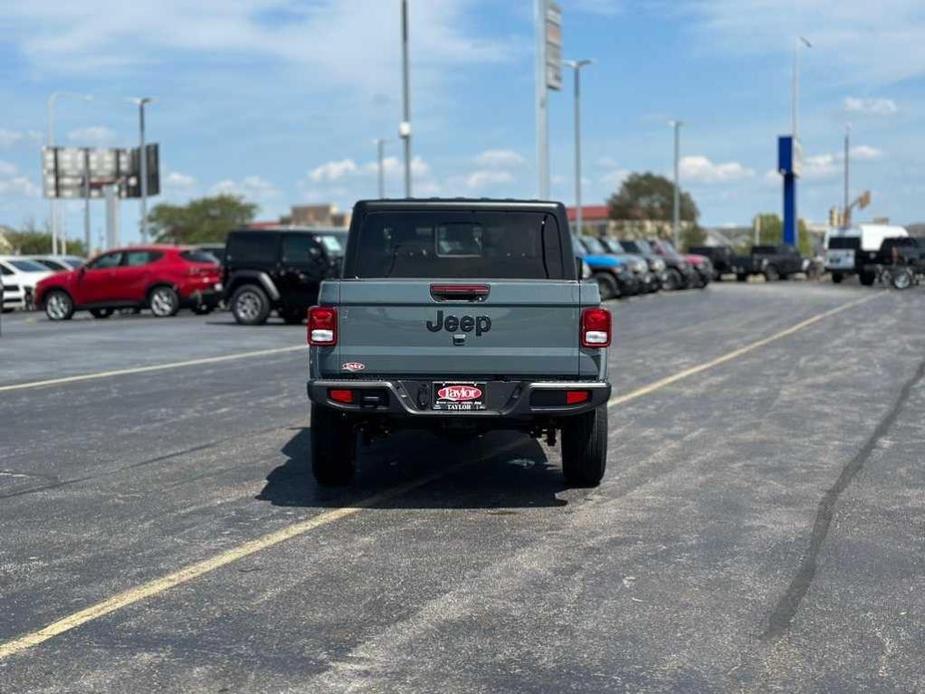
[0,0,923,245]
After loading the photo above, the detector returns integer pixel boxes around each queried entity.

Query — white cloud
[0,1,513,95]
[474,149,526,168]
[0,160,40,198]
[801,153,839,180]
[687,0,925,84]
[0,160,16,177]
[67,126,116,145]
[465,170,514,189]
[850,145,883,161]
[844,97,898,116]
[309,158,358,183]
[210,175,279,201]
[165,171,197,190]
[0,129,24,148]
[680,155,755,183]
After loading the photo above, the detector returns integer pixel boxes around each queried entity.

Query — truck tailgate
[332,279,581,377]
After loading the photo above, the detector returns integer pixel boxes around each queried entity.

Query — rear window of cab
[348,211,565,280]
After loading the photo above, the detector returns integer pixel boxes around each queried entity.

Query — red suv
[36,245,222,321]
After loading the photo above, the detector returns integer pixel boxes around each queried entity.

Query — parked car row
[572,235,711,300]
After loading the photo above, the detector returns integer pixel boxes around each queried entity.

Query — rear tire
[892,268,914,290]
[90,308,114,319]
[230,284,271,326]
[561,406,607,487]
[192,304,214,315]
[44,290,74,321]
[736,274,747,282]
[594,272,619,301]
[310,404,357,486]
[831,273,844,284]
[859,271,876,286]
[148,286,180,317]
[664,268,683,291]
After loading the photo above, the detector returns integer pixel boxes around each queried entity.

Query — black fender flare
[226,270,280,301]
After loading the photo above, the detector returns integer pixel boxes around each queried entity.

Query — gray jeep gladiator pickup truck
[307,199,612,487]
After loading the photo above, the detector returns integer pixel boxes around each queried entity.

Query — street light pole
[792,36,812,140]
[133,97,153,243]
[399,0,412,198]
[670,120,683,249]
[375,138,386,198]
[563,59,592,234]
[47,91,93,255]
[843,124,850,227]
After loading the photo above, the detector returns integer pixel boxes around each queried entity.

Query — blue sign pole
[783,173,797,246]
[778,135,800,247]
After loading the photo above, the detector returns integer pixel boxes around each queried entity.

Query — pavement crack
[762,356,925,641]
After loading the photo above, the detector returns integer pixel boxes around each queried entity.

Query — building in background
[281,204,351,228]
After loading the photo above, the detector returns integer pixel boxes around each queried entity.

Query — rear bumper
[308,378,611,420]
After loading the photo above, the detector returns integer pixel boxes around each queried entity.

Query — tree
[5,218,88,256]
[148,195,258,244]
[753,213,813,256]
[607,172,699,223]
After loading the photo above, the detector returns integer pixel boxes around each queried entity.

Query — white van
[825,224,909,285]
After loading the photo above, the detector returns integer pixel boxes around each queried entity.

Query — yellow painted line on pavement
[0,465,461,662]
[608,292,881,408]
[0,345,307,394]
[0,291,883,662]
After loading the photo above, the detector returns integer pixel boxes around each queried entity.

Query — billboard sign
[545,1,562,91]
[42,144,159,199]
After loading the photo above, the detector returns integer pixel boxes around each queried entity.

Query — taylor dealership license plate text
[432,382,487,411]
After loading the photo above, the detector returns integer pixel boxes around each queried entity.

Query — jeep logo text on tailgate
[426,310,491,336]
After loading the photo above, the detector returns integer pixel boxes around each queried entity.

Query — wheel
[664,268,683,291]
[831,273,844,284]
[192,304,214,315]
[593,273,619,301]
[764,265,780,282]
[281,308,305,325]
[310,403,357,485]
[561,406,607,487]
[148,286,180,317]
[736,274,747,283]
[698,274,710,289]
[230,284,271,326]
[859,271,876,287]
[90,308,114,319]
[44,290,74,321]
[892,268,914,290]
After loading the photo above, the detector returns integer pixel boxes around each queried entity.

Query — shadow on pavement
[257,427,569,510]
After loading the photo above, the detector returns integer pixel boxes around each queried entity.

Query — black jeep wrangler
[223,228,342,325]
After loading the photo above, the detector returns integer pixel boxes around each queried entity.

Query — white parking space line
[0,345,307,393]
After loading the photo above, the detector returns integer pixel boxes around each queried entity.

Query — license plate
[432,382,486,411]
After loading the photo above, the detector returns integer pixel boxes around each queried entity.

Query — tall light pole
[670,120,683,249]
[843,124,850,227]
[47,92,93,255]
[792,36,812,139]
[563,59,592,233]
[535,0,549,199]
[374,138,387,198]
[131,97,154,242]
[399,0,412,198]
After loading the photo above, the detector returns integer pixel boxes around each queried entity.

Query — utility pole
[375,139,386,198]
[83,148,91,254]
[564,59,592,233]
[843,124,850,227]
[670,120,683,249]
[134,97,153,243]
[399,0,412,198]
[535,0,549,198]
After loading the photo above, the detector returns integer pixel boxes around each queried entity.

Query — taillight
[328,389,353,404]
[308,306,337,345]
[566,390,590,405]
[581,307,612,348]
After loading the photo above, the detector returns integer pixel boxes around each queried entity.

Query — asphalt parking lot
[1,282,923,692]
